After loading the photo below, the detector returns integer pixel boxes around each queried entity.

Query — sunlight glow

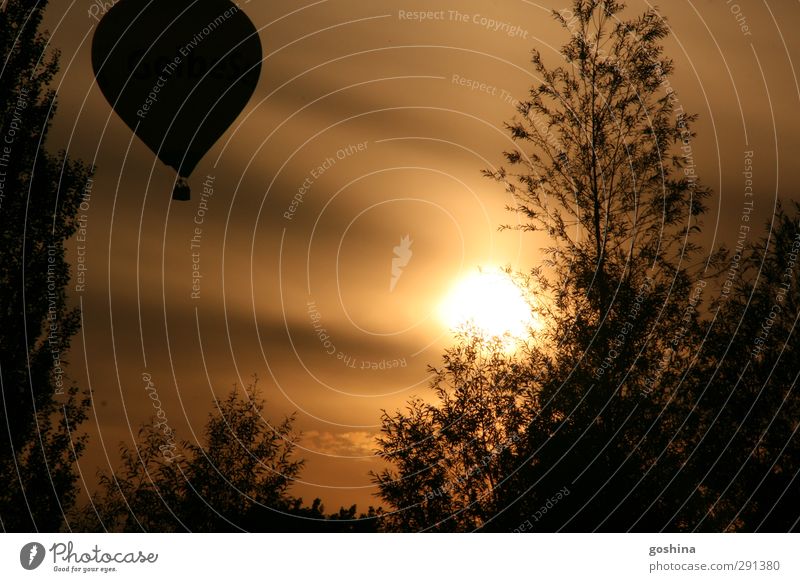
[440,269,536,340]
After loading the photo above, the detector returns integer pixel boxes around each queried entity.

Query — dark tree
[0,0,92,531]
[80,382,302,532]
[374,319,539,531]
[80,381,382,532]
[690,204,800,532]
[374,0,725,532]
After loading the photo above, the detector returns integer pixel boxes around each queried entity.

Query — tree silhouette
[374,0,729,531]
[0,0,92,531]
[374,313,540,531]
[80,381,302,532]
[79,381,382,532]
[688,203,800,531]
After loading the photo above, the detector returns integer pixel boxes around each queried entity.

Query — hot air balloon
[91,0,262,201]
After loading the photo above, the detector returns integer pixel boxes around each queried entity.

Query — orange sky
[43,0,800,514]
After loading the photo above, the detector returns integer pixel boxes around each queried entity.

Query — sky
[42,0,800,513]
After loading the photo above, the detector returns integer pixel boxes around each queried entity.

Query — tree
[374,285,544,532]
[0,0,92,531]
[79,380,382,532]
[80,381,302,532]
[374,0,723,531]
[688,203,800,531]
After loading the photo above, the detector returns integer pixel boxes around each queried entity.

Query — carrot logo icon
[20,542,45,570]
[390,235,413,292]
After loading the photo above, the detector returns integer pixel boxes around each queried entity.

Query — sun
[439,269,536,340]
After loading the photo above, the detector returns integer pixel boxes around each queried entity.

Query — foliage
[374,332,538,531]
[374,0,736,532]
[78,381,382,532]
[689,203,800,531]
[0,0,92,532]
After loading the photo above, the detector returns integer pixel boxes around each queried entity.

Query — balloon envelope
[92,0,262,181]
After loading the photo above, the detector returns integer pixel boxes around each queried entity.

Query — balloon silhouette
[91,0,262,201]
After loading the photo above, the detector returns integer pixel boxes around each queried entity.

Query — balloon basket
[172,178,191,201]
